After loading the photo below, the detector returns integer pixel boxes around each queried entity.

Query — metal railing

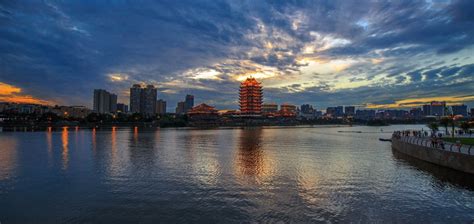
[396,136,472,156]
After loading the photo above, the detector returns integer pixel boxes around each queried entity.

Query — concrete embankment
[392,138,474,175]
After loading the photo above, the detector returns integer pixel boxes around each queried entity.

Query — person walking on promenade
[439,139,445,150]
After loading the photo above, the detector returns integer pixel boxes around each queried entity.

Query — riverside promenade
[391,132,474,174]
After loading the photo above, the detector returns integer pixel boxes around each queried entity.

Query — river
[0,125,473,223]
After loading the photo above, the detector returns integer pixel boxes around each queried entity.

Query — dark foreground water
[0,125,473,223]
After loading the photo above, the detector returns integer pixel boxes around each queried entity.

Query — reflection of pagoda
[235,128,274,182]
[239,77,263,116]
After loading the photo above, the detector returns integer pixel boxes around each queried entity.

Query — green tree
[460,121,471,135]
[439,117,450,135]
[427,122,439,134]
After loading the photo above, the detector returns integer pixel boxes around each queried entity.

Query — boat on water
[379,138,392,142]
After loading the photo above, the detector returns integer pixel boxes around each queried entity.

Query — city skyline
[1,1,474,109]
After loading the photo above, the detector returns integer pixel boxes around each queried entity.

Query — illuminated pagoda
[239,77,263,116]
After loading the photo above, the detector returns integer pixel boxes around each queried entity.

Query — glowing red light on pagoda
[239,77,263,115]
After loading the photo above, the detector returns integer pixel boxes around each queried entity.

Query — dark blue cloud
[0,0,473,109]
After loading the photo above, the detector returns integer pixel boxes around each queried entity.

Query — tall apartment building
[185,95,194,113]
[156,99,167,115]
[130,84,142,114]
[142,85,157,115]
[422,104,431,116]
[344,106,355,116]
[93,89,117,114]
[176,101,186,115]
[129,84,157,115]
[430,101,446,116]
[116,103,129,113]
[451,104,467,117]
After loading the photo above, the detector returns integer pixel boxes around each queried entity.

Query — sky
[1,0,474,111]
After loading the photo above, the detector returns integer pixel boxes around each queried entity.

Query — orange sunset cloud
[0,82,52,105]
[366,95,474,109]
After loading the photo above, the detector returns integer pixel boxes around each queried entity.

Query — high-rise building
[93,89,117,114]
[239,77,263,115]
[130,84,142,114]
[116,103,128,113]
[301,104,315,114]
[185,95,194,113]
[129,84,157,115]
[471,108,474,118]
[142,85,157,115]
[355,109,376,120]
[110,93,117,113]
[326,107,336,116]
[410,108,422,118]
[430,101,446,116]
[451,104,467,117]
[422,104,431,116]
[345,106,355,116]
[176,101,186,114]
[335,106,344,117]
[156,99,167,115]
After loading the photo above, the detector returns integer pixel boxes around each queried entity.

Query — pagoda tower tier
[239,77,263,115]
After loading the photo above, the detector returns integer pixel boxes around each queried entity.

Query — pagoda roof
[240,77,261,87]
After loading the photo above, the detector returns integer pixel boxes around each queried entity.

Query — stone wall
[392,138,474,175]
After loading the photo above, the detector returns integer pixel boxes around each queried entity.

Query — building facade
[451,104,467,117]
[262,103,278,115]
[239,77,263,115]
[410,108,423,118]
[430,101,446,116]
[130,84,142,114]
[280,104,297,117]
[176,101,186,115]
[156,99,167,115]
[142,85,157,115]
[129,84,157,115]
[185,95,194,113]
[422,104,431,116]
[355,109,376,120]
[93,89,117,114]
[300,104,315,114]
[116,103,128,113]
[345,106,355,116]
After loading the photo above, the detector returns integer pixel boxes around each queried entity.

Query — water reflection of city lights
[46,128,53,165]
[61,127,69,170]
[92,128,97,151]
[0,138,17,181]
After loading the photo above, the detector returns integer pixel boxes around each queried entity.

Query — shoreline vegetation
[0,112,435,132]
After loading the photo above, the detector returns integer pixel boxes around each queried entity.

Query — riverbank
[443,137,474,146]
[391,136,474,174]
[0,118,433,132]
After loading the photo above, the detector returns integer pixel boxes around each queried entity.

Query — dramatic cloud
[0,82,53,104]
[0,0,473,110]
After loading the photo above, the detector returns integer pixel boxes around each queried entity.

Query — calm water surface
[0,125,473,223]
